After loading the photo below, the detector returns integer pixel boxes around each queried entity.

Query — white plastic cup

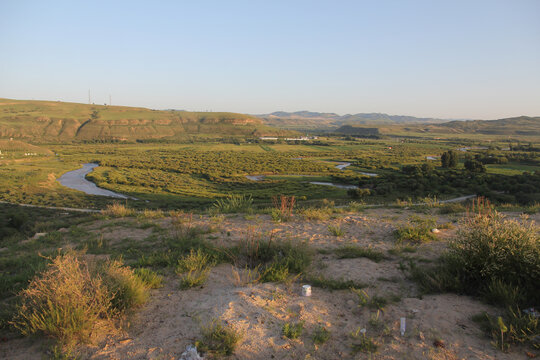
[302,285,312,297]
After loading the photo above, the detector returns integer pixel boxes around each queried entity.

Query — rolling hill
[336,116,540,137]
[257,111,451,130]
[0,98,288,142]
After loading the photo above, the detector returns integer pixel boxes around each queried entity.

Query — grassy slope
[0,98,289,142]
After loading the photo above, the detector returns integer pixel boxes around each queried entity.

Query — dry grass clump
[101,202,135,217]
[11,253,111,345]
[12,252,149,350]
[96,259,149,312]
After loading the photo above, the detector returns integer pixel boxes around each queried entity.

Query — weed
[134,268,163,289]
[197,319,242,356]
[334,245,386,262]
[394,216,436,244]
[328,224,345,237]
[230,265,261,286]
[271,195,295,222]
[139,209,164,219]
[305,274,367,290]
[176,249,214,274]
[298,207,333,221]
[179,268,211,289]
[282,321,304,339]
[312,325,330,345]
[211,194,253,214]
[350,328,378,354]
[101,202,134,218]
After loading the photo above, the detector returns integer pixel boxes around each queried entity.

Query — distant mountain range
[256,111,453,130]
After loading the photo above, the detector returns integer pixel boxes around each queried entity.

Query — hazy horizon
[1,0,539,120]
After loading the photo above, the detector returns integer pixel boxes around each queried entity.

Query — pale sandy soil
[2,208,538,360]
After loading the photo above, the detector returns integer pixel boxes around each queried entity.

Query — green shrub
[282,321,304,339]
[197,320,242,356]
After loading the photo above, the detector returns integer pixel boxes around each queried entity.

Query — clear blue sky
[1,0,539,119]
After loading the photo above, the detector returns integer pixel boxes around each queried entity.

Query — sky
[1,0,539,119]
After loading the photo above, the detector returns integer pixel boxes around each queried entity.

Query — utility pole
[88,89,91,104]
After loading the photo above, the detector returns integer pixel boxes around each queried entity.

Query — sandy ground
[1,208,538,359]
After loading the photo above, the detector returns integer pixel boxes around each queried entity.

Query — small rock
[431,228,440,233]
[32,232,47,239]
[346,299,355,307]
[433,339,445,348]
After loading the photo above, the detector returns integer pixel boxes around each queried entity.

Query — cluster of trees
[441,150,459,168]
[361,166,540,204]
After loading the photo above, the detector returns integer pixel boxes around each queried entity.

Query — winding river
[57,163,135,199]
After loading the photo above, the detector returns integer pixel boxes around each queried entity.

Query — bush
[449,211,540,306]
[408,208,540,352]
[12,253,111,345]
